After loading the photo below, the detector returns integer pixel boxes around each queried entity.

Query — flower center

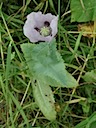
[40,26,51,36]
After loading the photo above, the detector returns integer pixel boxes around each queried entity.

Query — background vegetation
[0,0,96,128]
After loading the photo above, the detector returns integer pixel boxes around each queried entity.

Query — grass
[0,0,96,128]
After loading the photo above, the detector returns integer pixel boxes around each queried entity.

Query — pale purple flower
[23,11,58,43]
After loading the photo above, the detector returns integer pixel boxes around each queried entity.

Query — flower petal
[23,20,38,42]
[34,12,56,28]
[50,16,58,37]
[42,13,56,23]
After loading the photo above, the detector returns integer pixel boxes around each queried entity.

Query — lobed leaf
[21,40,78,88]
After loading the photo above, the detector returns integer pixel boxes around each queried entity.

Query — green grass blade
[8,91,29,128]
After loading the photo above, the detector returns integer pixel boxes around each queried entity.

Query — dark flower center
[34,27,40,32]
[44,21,50,27]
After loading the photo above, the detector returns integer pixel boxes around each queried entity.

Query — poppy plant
[23,11,58,42]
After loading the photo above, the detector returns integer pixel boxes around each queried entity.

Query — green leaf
[21,40,78,88]
[75,112,96,128]
[32,79,56,121]
[71,0,96,22]
[82,69,96,82]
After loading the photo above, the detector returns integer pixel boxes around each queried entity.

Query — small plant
[21,11,78,120]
